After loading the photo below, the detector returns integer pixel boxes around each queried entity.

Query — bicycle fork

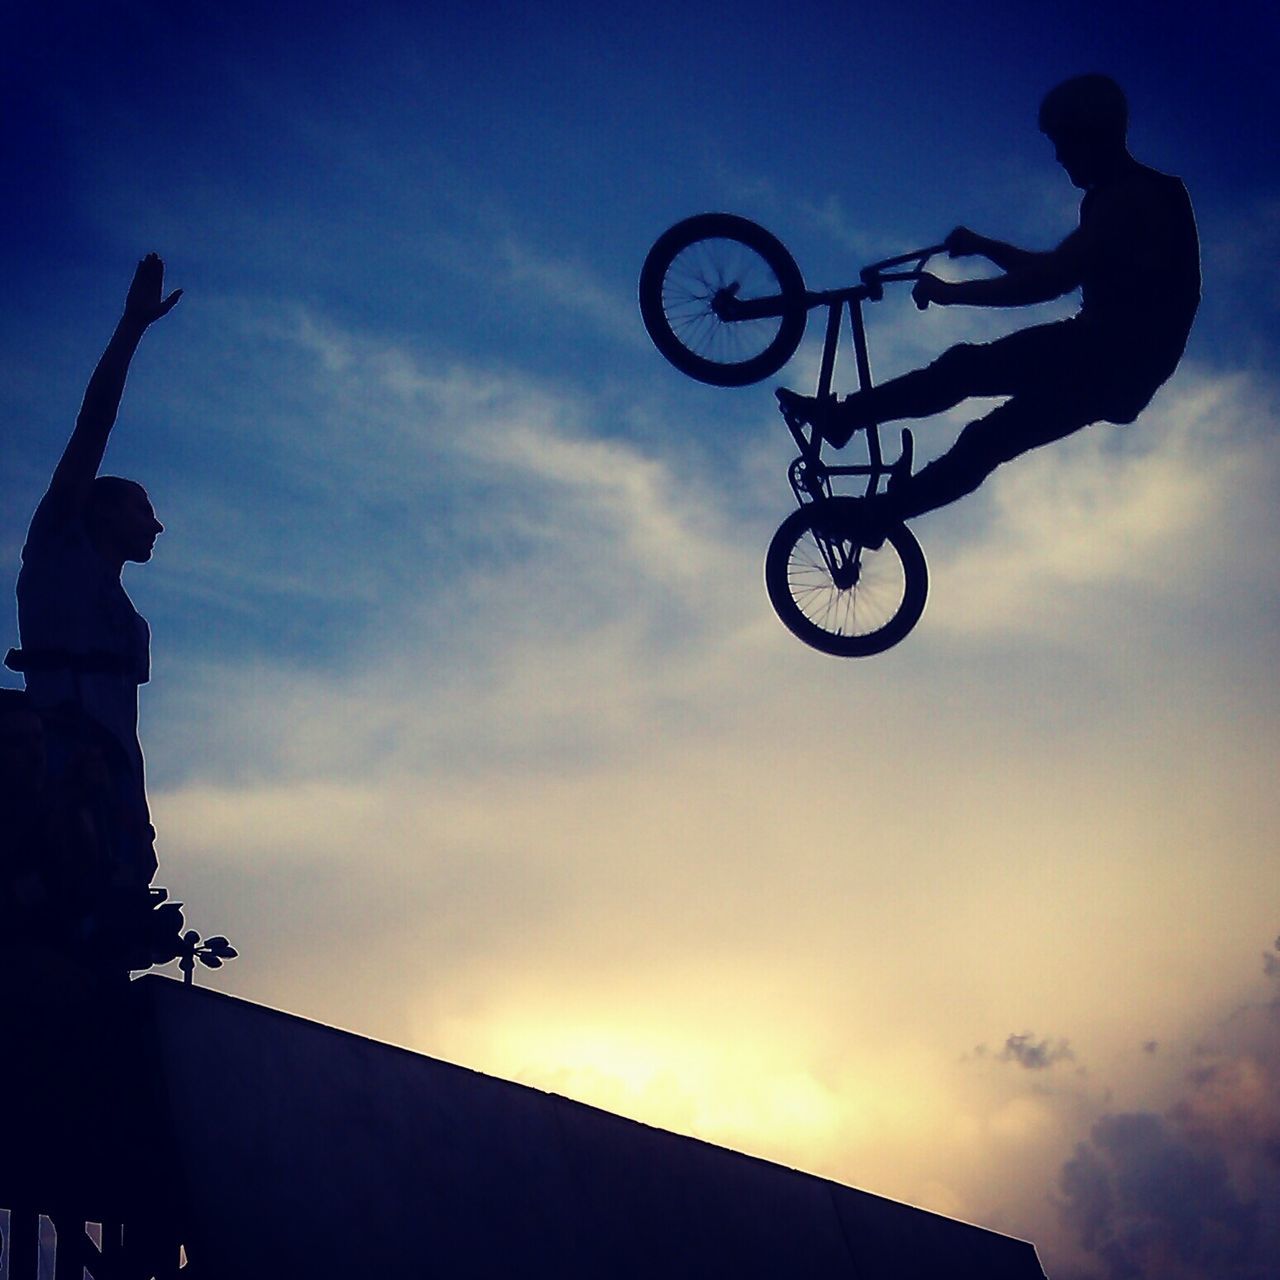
[778,415,867,591]
[778,293,904,583]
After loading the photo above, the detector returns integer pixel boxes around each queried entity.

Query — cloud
[1051,946,1280,1280]
[796,193,881,260]
[1263,938,1280,982]
[136,289,1280,702]
[930,939,1280,1280]
[496,237,642,347]
[134,293,768,699]
[1058,1112,1258,1280]
[138,298,1280,1013]
[1000,1033,1076,1071]
[926,366,1280,641]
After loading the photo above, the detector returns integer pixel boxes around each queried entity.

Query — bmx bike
[639,213,943,657]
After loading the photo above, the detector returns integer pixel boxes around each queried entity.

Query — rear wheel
[764,503,928,657]
[638,213,806,386]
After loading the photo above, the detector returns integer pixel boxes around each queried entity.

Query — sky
[3,2,1279,1276]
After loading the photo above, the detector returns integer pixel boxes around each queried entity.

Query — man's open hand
[123,253,183,327]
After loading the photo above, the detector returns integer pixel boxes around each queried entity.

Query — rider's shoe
[775,389,866,449]
[776,388,830,433]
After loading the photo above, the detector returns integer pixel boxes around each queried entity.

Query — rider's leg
[778,342,1001,448]
[844,343,996,437]
[778,320,1086,449]
[867,394,1097,529]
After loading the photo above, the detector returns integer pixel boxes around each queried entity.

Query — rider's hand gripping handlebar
[860,245,946,309]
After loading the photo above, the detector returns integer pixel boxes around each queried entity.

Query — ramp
[136,976,1046,1278]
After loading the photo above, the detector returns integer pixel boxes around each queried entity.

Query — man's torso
[1076,161,1201,411]
[16,510,150,775]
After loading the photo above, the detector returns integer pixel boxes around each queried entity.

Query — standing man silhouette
[777,74,1200,540]
[7,254,180,894]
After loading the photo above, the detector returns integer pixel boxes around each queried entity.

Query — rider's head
[1039,74,1129,189]
[85,476,164,566]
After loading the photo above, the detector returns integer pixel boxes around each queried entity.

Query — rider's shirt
[16,501,150,793]
[1074,160,1200,418]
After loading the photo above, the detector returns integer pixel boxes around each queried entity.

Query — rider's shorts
[942,318,1165,425]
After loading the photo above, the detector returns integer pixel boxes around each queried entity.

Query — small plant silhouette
[177,929,238,986]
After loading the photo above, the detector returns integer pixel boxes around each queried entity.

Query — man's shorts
[944,318,1160,425]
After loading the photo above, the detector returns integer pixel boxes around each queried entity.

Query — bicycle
[639,213,943,657]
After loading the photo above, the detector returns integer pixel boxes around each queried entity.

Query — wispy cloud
[496,237,642,347]
[796,192,881,259]
[925,367,1279,640]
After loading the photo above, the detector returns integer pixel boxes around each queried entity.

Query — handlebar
[720,243,949,320]
[859,245,946,305]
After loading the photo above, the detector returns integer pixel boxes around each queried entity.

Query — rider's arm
[918,227,1086,309]
[944,226,1044,274]
[32,255,182,532]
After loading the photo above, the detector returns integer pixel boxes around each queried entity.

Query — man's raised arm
[912,226,1085,310]
[38,255,182,523]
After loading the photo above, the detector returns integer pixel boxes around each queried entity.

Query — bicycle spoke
[785,529,908,639]
[659,236,786,368]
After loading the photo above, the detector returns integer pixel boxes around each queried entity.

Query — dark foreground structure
[1,975,1047,1277]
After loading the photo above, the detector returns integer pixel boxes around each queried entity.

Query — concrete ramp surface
[138,976,1046,1278]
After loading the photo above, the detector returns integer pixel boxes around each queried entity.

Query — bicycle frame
[776,246,943,511]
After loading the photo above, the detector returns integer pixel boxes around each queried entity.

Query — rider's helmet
[1038,74,1128,143]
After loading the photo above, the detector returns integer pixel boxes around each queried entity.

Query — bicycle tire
[764,503,928,657]
[638,213,807,387]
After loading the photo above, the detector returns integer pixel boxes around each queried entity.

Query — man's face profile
[93,482,165,563]
[1047,129,1102,190]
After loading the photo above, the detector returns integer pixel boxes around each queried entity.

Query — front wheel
[764,504,928,657]
[638,213,807,386]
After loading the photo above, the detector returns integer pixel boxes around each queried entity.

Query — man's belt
[4,647,137,677]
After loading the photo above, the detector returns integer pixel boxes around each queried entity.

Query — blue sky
[4,4,1279,1276]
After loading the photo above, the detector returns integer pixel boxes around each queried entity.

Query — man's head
[1039,74,1129,189]
[84,476,164,565]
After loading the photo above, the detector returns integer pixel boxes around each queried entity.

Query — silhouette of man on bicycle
[777,74,1200,539]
